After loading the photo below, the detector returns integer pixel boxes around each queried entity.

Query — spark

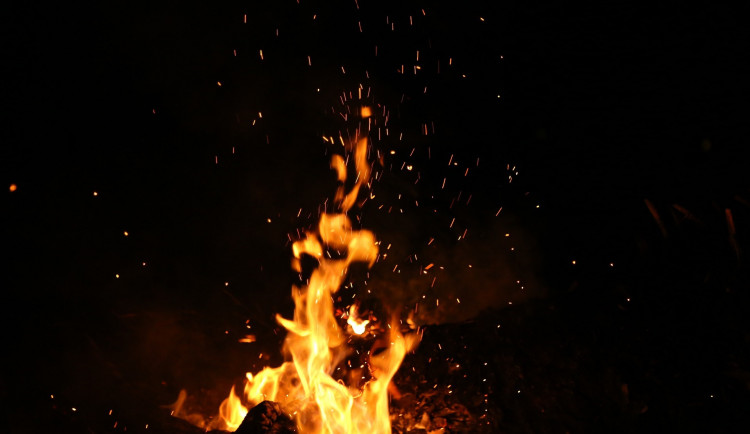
[239,335,257,343]
[644,198,667,237]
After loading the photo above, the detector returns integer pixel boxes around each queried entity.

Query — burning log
[234,401,297,434]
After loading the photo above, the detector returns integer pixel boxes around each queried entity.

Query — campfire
[170,107,420,433]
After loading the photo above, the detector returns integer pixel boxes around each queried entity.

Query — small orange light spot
[217,81,222,87]
[93,191,98,196]
[9,184,17,192]
[360,106,372,118]
[123,231,129,237]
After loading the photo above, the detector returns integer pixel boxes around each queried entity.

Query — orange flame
[206,115,418,433]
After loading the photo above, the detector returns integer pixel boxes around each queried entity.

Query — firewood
[234,401,297,434]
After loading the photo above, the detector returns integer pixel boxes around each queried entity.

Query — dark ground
[2,1,749,433]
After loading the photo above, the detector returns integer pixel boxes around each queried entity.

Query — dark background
[2,1,748,433]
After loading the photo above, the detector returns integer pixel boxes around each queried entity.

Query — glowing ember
[346,305,370,336]
[185,107,419,433]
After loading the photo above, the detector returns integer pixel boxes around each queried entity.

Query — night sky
[3,1,749,433]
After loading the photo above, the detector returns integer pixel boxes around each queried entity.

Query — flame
[207,113,418,433]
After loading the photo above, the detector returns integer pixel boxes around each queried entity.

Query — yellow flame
[206,131,418,433]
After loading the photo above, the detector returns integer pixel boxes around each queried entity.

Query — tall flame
[208,112,418,433]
